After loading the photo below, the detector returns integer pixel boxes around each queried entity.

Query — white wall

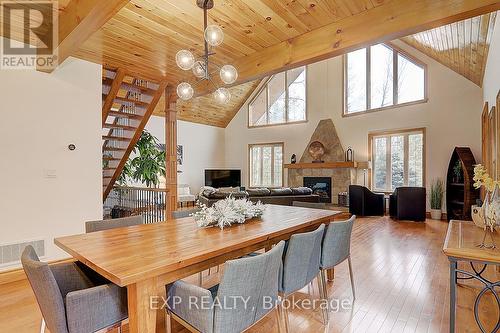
[146,116,226,193]
[0,56,102,269]
[225,41,483,200]
[483,14,500,108]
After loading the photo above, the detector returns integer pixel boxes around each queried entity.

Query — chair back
[321,216,356,269]
[85,215,143,233]
[177,184,190,195]
[21,246,69,333]
[213,241,285,333]
[172,208,200,219]
[292,201,326,209]
[281,224,325,295]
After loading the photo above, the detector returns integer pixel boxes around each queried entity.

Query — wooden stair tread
[102,135,131,142]
[102,78,157,95]
[103,123,138,131]
[107,95,149,107]
[107,110,143,120]
[103,147,127,152]
[103,167,116,171]
[102,156,121,161]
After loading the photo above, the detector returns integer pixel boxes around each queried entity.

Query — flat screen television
[205,169,241,188]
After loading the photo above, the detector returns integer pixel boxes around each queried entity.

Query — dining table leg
[449,259,457,333]
[127,277,165,333]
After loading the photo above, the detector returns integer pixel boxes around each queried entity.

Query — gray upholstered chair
[21,246,127,333]
[279,224,327,327]
[319,215,356,303]
[172,207,201,219]
[166,241,286,333]
[85,215,143,233]
[292,201,327,209]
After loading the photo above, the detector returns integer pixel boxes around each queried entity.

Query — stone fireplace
[303,177,332,203]
[287,119,356,204]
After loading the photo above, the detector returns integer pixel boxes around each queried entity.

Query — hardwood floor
[1,217,498,333]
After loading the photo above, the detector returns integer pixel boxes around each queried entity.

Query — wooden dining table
[54,204,343,333]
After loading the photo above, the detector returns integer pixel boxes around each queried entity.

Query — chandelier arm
[207,76,220,91]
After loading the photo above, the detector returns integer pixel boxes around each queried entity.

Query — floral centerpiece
[192,196,266,230]
[472,164,499,248]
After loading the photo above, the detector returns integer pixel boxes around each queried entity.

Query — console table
[443,220,500,333]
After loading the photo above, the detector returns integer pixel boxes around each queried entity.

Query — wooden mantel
[284,162,369,169]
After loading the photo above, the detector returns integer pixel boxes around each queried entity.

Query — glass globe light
[177,82,194,101]
[192,60,206,78]
[220,64,238,84]
[175,50,195,70]
[214,87,231,104]
[204,25,224,47]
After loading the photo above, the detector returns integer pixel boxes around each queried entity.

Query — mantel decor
[308,141,326,163]
[193,197,265,229]
[472,164,500,249]
[175,0,238,104]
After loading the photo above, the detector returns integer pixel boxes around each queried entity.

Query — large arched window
[248,67,306,127]
[344,43,427,116]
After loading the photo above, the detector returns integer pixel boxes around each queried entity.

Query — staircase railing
[104,186,167,223]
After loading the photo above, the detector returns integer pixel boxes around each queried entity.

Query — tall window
[249,143,283,187]
[249,67,306,127]
[370,129,425,192]
[345,43,426,115]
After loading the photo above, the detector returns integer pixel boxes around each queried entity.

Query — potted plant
[430,179,444,220]
[130,130,166,187]
[453,161,463,183]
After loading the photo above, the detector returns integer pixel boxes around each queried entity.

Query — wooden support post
[165,88,177,220]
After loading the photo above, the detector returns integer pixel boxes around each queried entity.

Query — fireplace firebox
[303,177,332,203]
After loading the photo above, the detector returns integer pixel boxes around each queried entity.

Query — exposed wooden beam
[194,0,500,96]
[43,0,130,73]
[102,68,126,125]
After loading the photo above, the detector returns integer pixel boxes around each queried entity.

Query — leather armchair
[389,187,426,221]
[348,185,385,216]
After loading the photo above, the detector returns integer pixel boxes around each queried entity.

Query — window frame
[368,127,426,193]
[343,42,428,117]
[247,67,307,128]
[248,142,285,188]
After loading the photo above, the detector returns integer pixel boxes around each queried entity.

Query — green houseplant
[129,130,166,187]
[430,179,444,220]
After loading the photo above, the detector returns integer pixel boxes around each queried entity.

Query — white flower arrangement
[192,196,266,229]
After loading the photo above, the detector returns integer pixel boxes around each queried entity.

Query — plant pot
[430,209,442,220]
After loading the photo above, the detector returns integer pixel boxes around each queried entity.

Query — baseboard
[425,212,448,221]
[0,257,74,286]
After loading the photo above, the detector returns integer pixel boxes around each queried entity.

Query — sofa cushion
[218,187,240,193]
[202,189,248,199]
[269,188,293,196]
[247,188,271,197]
[291,187,313,195]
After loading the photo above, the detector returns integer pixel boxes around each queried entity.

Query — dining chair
[166,241,286,333]
[85,215,143,233]
[319,215,356,304]
[172,207,201,219]
[279,224,327,328]
[292,201,327,209]
[21,246,128,333]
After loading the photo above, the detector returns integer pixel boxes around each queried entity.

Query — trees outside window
[249,67,306,127]
[249,143,283,187]
[370,129,425,192]
[345,43,426,115]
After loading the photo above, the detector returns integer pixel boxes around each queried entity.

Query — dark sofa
[198,187,320,207]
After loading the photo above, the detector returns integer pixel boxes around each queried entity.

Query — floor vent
[0,240,44,264]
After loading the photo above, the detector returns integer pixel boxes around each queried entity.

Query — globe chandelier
[175,0,238,104]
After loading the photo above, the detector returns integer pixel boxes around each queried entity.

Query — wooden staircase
[101,67,167,201]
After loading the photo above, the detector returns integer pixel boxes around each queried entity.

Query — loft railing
[104,186,167,223]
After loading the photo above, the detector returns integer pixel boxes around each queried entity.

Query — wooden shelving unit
[446,147,480,221]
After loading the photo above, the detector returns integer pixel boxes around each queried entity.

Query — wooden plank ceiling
[2,1,500,126]
[153,79,261,127]
[401,12,497,86]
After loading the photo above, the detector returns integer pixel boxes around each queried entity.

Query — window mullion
[403,134,409,186]
[366,46,371,111]
[386,136,391,191]
[393,49,398,105]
